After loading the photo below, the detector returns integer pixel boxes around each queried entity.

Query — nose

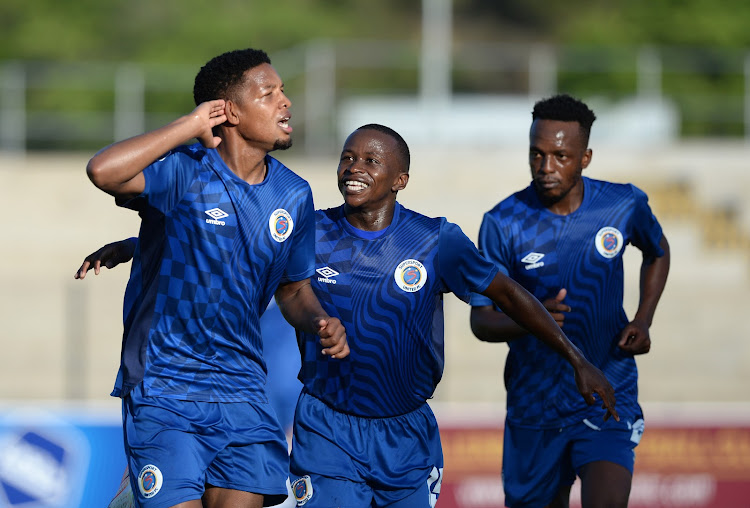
[539,155,554,174]
[280,91,291,109]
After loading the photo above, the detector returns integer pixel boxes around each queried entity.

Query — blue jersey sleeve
[470,212,512,308]
[117,149,198,214]
[629,185,665,257]
[281,188,315,283]
[438,220,499,303]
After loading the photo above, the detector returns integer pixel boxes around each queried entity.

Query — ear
[581,148,593,170]
[223,99,241,126]
[392,172,409,192]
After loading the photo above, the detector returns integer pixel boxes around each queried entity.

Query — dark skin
[82,63,346,508]
[339,128,618,419]
[470,118,671,508]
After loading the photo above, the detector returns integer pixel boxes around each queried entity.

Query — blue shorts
[502,416,644,508]
[123,383,290,508]
[289,392,444,507]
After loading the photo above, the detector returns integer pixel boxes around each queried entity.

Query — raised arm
[478,272,618,421]
[618,234,671,354]
[275,279,350,359]
[86,100,226,199]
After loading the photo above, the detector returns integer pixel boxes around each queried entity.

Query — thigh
[570,417,642,508]
[501,422,571,508]
[206,401,290,504]
[290,474,372,508]
[124,388,212,508]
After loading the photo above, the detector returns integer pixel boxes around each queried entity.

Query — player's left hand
[617,319,651,355]
[574,360,619,422]
[316,317,350,359]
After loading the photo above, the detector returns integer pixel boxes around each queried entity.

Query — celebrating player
[470,94,670,507]
[83,48,348,508]
[79,123,617,507]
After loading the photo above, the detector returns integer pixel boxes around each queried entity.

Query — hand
[574,360,619,422]
[74,239,136,280]
[315,317,350,359]
[542,288,570,328]
[191,100,227,149]
[617,319,651,355]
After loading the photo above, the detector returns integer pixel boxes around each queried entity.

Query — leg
[202,486,264,508]
[546,484,571,508]
[579,461,631,508]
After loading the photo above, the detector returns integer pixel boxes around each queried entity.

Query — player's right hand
[574,360,619,422]
[74,239,136,280]
[542,288,570,328]
[316,317,350,359]
[192,100,227,149]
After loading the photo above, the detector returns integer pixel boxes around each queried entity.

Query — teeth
[345,181,368,190]
[279,120,288,127]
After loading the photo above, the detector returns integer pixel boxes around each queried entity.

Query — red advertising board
[434,404,750,508]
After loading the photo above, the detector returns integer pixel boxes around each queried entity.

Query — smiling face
[337,128,408,220]
[226,63,293,151]
[529,119,592,214]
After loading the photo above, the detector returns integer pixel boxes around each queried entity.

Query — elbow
[86,156,110,190]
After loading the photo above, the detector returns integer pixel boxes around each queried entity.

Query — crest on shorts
[594,227,623,258]
[291,475,313,505]
[138,464,163,499]
[394,259,427,293]
[269,209,294,243]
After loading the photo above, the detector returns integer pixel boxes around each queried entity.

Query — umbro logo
[205,208,228,226]
[521,252,545,270]
[316,266,339,284]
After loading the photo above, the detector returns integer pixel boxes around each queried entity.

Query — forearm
[634,235,670,326]
[86,113,203,196]
[470,306,528,342]
[275,280,328,334]
[482,275,586,368]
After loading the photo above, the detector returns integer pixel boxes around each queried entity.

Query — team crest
[594,227,623,258]
[291,475,313,505]
[269,209,294,243]
[138,464,163,499]
[394,259,427,292]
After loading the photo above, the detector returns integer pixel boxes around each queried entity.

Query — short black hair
[532,94,596,145]
[193,49,271,106]
[355,124,411,173]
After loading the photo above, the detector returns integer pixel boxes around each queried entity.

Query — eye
[366,158,379,164]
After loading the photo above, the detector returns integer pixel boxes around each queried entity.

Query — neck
[542,180,584,216]
[344,203,396,231]
[216,137,269,185]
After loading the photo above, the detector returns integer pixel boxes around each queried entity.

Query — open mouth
[344,180,369,192]
[278,116,292,134]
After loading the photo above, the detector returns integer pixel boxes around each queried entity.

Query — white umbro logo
[205,208,228,226]
[521,252,545,270]
[316,266,339,285]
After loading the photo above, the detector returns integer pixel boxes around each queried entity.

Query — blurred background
[1,0,749,506]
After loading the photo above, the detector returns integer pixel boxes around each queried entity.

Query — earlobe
[582,148,593,169]
[393,173,409,192]
[224,100,240,126]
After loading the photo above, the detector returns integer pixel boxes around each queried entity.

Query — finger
[581,392,595,406]
[75,261,92,279]
[93,259,102,275]
[556,288,567,302]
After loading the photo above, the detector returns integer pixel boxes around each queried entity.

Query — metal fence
[2,40,750,156]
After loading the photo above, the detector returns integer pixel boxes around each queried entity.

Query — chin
[272,138,293,151]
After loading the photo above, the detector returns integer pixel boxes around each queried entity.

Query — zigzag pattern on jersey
[488,179,648,427]
[302,206,444,417]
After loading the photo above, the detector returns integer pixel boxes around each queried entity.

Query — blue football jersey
[471,177,664,428]
[298,203,499,417]
[113,143,315,402]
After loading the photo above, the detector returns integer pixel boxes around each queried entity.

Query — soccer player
[83,48,348,508]
[469,94,670,508]
[78,124,617,507]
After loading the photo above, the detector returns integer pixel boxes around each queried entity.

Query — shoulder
[397,204,445,232]
[587,177,644,200]
[267,156,311,192]
[482,185,536,228]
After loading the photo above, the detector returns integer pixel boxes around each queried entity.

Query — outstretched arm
[275,279,350,359]
[618,234,671,355]
[86,100,226,199]
[478,272,618,421]
[74,238,137,279]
